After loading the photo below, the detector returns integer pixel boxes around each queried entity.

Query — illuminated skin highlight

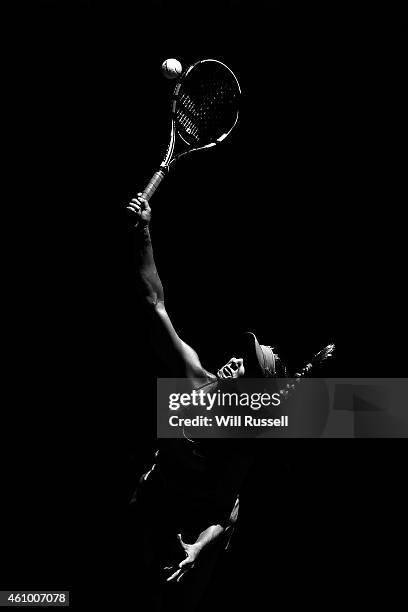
[217,357,245,379]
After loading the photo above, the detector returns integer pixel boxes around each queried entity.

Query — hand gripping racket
[140,58,241,201]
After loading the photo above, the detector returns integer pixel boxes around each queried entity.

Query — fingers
[176,560,195,583]
[126,206,140,221]
[127,204,140,213]
[166,566,191,583]
[135,193,150,210]
[126,193,151,219]
[177,569,188,583]
[178,534,191,554]
[178,557,192,569]
[165,538,196,583]
[166,568,181,582]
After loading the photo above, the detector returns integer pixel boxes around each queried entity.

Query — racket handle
[141,169,166,201]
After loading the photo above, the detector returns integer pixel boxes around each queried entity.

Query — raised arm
[126,194,163,307]
[126,194,213,383]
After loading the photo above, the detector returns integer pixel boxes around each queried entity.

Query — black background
[2,1,406,608]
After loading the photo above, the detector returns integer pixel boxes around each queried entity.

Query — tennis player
[126,193,333,610]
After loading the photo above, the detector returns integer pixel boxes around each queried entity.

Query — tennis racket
[139,58,241,202]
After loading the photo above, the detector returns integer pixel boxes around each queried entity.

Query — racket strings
[176,69,239,146]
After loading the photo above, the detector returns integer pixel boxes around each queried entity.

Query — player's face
[217,357,245,379]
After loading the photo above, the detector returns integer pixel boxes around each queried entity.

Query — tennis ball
[161,58,182,80]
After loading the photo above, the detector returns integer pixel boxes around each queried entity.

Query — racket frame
[141,59,241,201]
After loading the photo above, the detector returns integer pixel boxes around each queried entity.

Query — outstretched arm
[127,194,213,382]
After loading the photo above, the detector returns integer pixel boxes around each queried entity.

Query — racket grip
[141,169,166,201]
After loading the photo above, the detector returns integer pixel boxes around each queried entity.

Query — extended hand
[164,534,202,583]
[126,193,152,228]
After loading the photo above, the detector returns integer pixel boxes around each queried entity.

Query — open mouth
[218,364,234,379]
